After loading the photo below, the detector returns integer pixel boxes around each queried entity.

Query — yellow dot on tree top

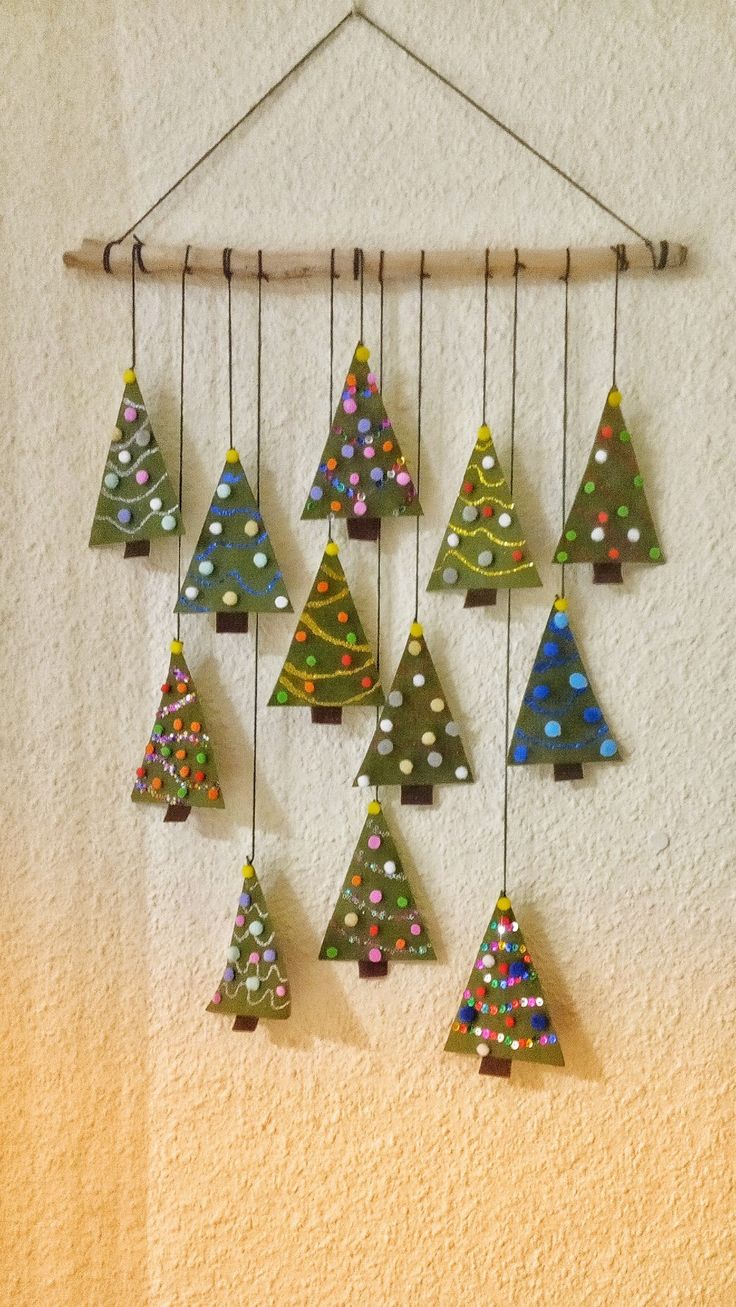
[170,639,183,654]
[367,800,381,815]
[325,541,339,556]
[123,368,136,383]
[497,896,511,911]
[355,344,370,363]
[410,621,423,638]
[242,864,255,880]
[225,448,239,463]
[554,597,568,612]
[477,424,491,444]
[608,388,622,407]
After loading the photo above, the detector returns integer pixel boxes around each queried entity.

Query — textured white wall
[3,1,734,1303]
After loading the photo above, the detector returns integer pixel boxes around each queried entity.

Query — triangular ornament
[319,799,435,976]
[553,387,664,583]
[508,597,620,780]
[445,893,564,1075]
[302,342,421,534]
[132,639,224,817]
[354,621,473,804]
[208,863,290,1027]
[90,368,181,550]
[268,540,381,721]
[427,423,541,603]
[176,447,291,625]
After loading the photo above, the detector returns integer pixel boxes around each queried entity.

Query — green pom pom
[649,546,661,560]
[325,946,338,959]
[565,529,577,541]
[276,690,288,704]
[619,430,631,443]
[583,481,595,494]
[617,505,629,517]
[633,473,643,487]
[556,550,568,563]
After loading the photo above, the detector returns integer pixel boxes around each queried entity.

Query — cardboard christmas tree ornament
[208,863,290,1030]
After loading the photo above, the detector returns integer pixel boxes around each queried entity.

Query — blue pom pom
[583,706,602,724]
[459,1004,477,1024]
[544,720,562,738]
[509,961,526,978]
[533,684,550,700]
[552,612,569,630]
[543,641,559,656]
[513,744,528,763]
[569,672,588,690]
[600,738,618,757]
[531,1012,549,1031]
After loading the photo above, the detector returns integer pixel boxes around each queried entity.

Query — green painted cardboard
[445,893,564,1067]
[553,388,664,570]
[354,622,473,789]
[302,342,422,523]
[508,598,620,769]
[268,541,381,709]
[90,369,181,547]
[319,801,435,965]
[208,864,290,1019]
[176,449,291,616]
[132,640,224,811]
[427,423,541,594]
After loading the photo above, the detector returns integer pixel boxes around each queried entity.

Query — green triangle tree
[208,862,290,1030]
[268,540,382,723]
[319,799,436,977]
[302,341,421,540]
[175,447,291,632]
[553,387,664,583]
[445,893,564,1077]
[354,621,473,804]
[427,423,541,605]
[508,596,620,781]
[132,638,224,821]
[90,367,181,556]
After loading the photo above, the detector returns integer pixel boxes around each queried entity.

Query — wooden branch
[63,237,688,284]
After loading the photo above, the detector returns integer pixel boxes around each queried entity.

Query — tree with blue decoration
[176,448,291,632]
[507,596,620,781]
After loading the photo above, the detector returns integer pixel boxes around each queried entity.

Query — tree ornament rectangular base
[232,1015,259,1032]
[593,561,623,584]
[163,804,191,823]
[216,611,249,633]
[554,763,584,782]
[347,518,381,542]
[124,539,150,559]
[479,1054,512,1078]
[358,959,389,979]
[401,784,433,806]
[464,587,497,608]
[311,706,343,725]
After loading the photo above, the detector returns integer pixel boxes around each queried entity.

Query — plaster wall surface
[2,2,734,1304]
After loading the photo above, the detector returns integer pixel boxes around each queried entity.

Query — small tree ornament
[508,597,619,781]
[354,621,473,805]
[89,368,181,557]
[208,863,290,1030]
[427,423,541,606]
[268,540,381,724]
[445,893,564,1077]
[553,388,664,584]
[176,448,291,632]
[132,639,224,821]
[319,799,435,978]
[302,342,421,540]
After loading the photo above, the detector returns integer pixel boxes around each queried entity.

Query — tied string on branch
[501,251,521,896]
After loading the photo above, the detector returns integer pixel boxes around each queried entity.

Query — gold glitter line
[280,657,376,681]
[444,549,536,578]
[298,611,370,649]
[275,674,379,705]
[451,524,527,549]
[307,584,349,611]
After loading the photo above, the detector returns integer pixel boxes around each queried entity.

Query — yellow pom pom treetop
[325,540,339,556]
[242,864,255,880]
[170,638,183,654]
[355,344,371,363]
[367,799,382,815]
[410,621,423,638]
[123,367,136,383]
[225,448,240,463]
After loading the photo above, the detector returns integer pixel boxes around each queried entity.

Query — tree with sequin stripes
[354,621,473,805]
[554,387,664,584]
[428,423,541,606]
[268,540,381,724]
[302,343,421,540]
[508,597,619,781]
[132,639,224,821]
[445,893,564,1077]
[208,863,290,1030]
[319,799,435,977]
[176,448,290,632]
[90,368,181,556]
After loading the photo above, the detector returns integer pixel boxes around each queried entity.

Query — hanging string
[501,252,521,896]
[612,243,621,387]
[175,245,192,641]
[249,252,265,863]
[482,246,490,423]
[328,248,335,544]
[130,244,137,368]
[413,250,425,622]
[560,247,571,599]
[374,251,385,788]
[223,248,234,449]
